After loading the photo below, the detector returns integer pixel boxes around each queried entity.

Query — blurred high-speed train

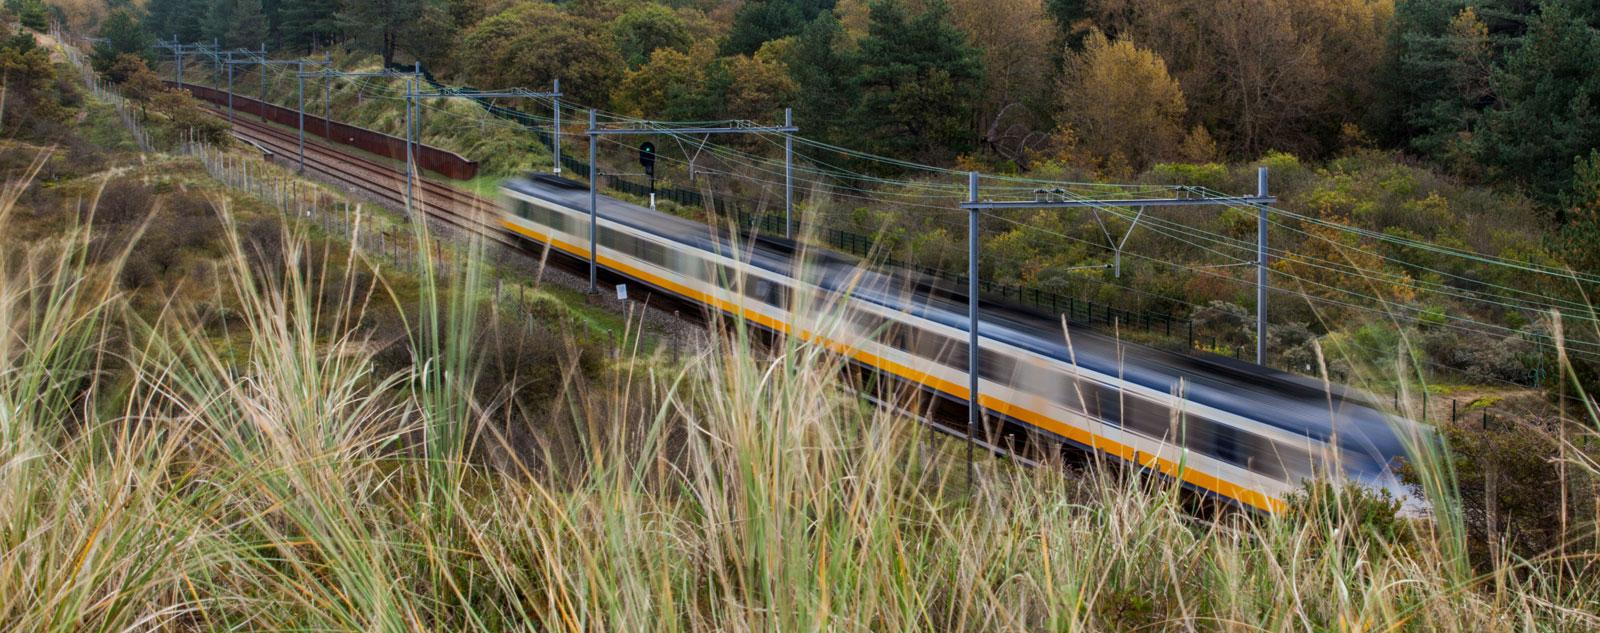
[499,174,1413,512]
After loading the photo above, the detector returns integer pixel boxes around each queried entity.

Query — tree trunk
[381,29,396,67]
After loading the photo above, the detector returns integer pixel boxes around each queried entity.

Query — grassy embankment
[4,47,1600,629]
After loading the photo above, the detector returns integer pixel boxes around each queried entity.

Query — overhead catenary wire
[176,44,1598,365]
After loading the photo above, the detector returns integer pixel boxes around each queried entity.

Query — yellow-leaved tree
[1056,30,1188,171]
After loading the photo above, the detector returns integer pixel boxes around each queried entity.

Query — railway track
[214,110,513,247]
[208,105,1215,509]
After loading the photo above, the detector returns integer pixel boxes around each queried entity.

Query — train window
[685,257,712,281]
[977,348,1016,383]
[1211,425,1245,469]
[854,313,913,350]
[1054,376,1087,413]
[1088,384,1121,427]
[708,263,737,287]
[848,307,882,334]
[637,238,668,267]
[912,329,967,371]
[1181,416,1249,470]
[604,227,635,254]
[1122,396,1173,442]
[858,313,909,351]
[682,252,701,276]
[1250,437,1314,480]
[743,275,790,308]
[522,200,564,233]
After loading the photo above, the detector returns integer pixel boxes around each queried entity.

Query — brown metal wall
[171,81,480,180]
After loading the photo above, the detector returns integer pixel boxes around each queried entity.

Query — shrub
[1401,417,1599,568]
[1192,300,1251,349]
[1420,328,1532,384]
[91,178,154,225]
[1147,162,1228,190]
[1267,321,1319,373]
[1285,479,1409,548]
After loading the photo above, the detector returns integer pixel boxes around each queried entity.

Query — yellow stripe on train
[500,218,1286,513]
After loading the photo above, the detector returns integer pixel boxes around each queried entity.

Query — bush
[1267,321,1318,373]
[1192,300,1251,349]
[473,311,602,415]
[1420,328,1532,384]
[1401,417,1599,569]
[91,178,155,226]
[1285,479,1409,548]
[238,216,286,282]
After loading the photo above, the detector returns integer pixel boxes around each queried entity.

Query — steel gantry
[296,66,425,214]
[216,46,267,127]
[168,41,331,173]
[217,49,330,168]
[221,45,271,123]
[403,82,563,174]
[583,110,799,293]
[957,169,1276,482]
[154,37,220,87]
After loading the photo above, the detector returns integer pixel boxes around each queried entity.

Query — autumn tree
[1056,31,1186,169]
[850,0,983,165]
[0,30,70,139]
[950,0,1055,162]
[610,3,704,68]
[613,40,796,123]
[721,44,798,122]
[1087,0,1389,158]
[611,42,717,120]
[455,2,624,106]
[113,55,166,101]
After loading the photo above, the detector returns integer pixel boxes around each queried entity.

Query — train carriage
[498,173,1414,513]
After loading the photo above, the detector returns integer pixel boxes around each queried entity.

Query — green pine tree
[787,11,857,144]
[1371,0,1470,155]
[722,0,834,56]
[1481,0,1600,206]
[91,9,155,76]
[278,0,341,52]
[1045,0,1091,49]
[203,0,268,49]
[143,0,209,44]
[849,0,983,166]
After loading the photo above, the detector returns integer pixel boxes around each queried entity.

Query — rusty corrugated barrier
[170,81,480,180]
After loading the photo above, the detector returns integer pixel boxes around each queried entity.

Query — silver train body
[498,174,1413,512]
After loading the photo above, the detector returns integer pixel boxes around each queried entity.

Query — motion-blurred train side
[497,173,1414,512]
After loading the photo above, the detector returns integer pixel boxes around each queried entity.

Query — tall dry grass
[2,160,1599,631]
